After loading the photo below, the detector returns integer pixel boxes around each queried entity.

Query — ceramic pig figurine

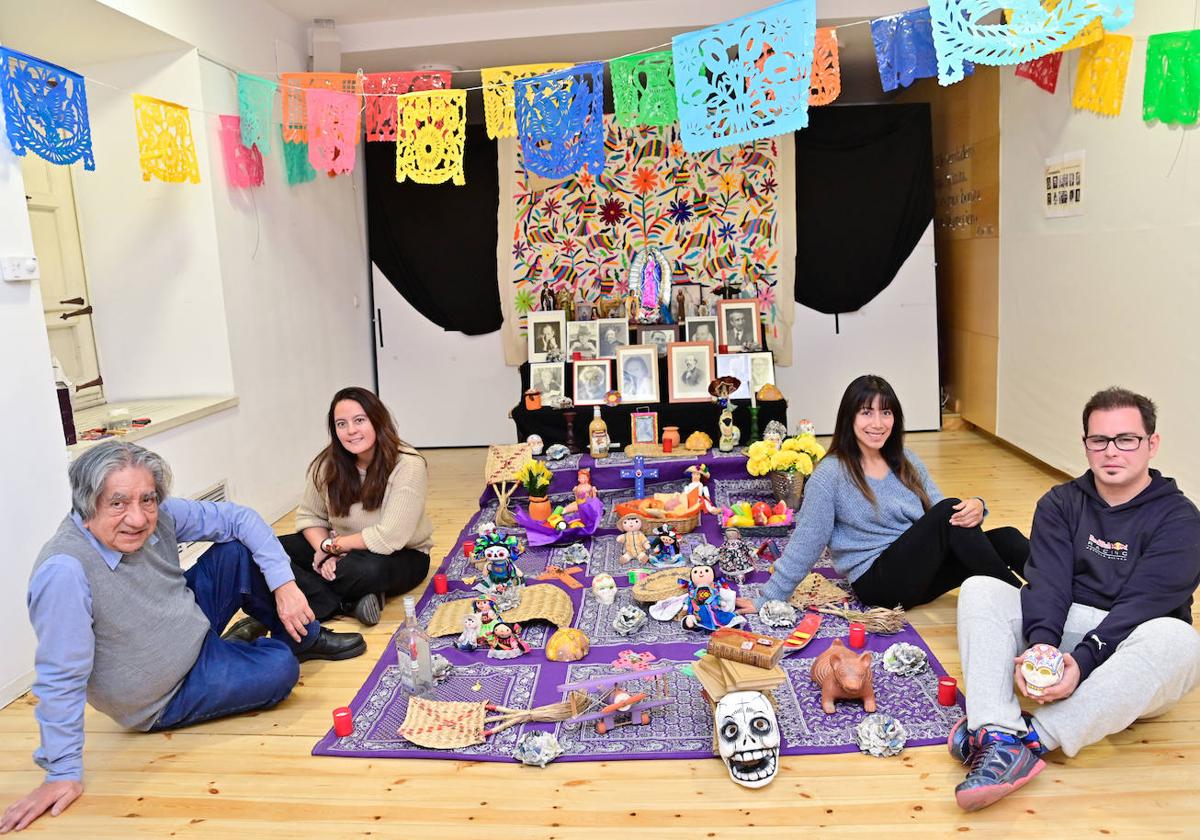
[811,638,876,714]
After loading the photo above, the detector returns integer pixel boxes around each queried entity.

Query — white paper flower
[758,600,797,628]
[513,731,564,767]
[855,714,908,757]
[882,642,928,677]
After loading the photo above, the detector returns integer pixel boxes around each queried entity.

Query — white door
[22,156,104,408]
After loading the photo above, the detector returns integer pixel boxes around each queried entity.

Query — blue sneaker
[948,714,1049,764]
[954,728,1045,811]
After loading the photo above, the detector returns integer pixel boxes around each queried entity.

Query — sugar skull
[1020,643,1065,696]
[526,434,544,456]
[592,573,618,605]
[715,691,780,788]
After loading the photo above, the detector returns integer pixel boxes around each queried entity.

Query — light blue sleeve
[28,557,94,782]
[161,497,294,591]
[756,461,839,607]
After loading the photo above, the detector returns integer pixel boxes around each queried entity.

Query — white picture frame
[717,298,762,352]
[685,315,719,350]
[529,362,565,403]
[667,341,715,403]
[716,353,752,400]
[747,351,776,397]
[596,318,629,359]
[616,344,660,404]
[527,310,567,363]
[572,359,611,406]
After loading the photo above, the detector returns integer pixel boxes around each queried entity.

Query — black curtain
[793,104,933,315]
[365,122,502,335]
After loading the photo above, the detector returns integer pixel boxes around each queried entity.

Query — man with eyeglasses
[948,387,1200,811]
[2,441,366,833]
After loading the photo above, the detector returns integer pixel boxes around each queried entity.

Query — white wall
[997,2,1200,492]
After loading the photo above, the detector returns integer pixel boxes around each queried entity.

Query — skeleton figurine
[718,406,740,453]
[762,420,788,449]
[1019,643,1065,696]
[715,691,780,788]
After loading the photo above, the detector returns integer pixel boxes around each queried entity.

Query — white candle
[751,388,757,408]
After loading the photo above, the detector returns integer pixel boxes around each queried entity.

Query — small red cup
[572,351,583,361]
[847,621,866,649]
[332,706,354,737]
[662,437,674,453]
[462,540,475,557]
[433,573,448,594]
[718,344,729,354]
[937,676,958,706]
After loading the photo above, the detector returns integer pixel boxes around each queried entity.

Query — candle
[751,388,757,408]
[937,676,958,706]
[847,622,866,649]
[662,437,673,453]
[332,706,354,737]
[433,573,448,594]
[462,540,475,557]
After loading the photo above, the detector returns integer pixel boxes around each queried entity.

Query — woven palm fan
[787,572,850,610]
[485,443,533,528]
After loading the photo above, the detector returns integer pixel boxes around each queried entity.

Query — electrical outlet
[1,255,39,282]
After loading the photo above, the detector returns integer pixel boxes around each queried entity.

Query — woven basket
[613,501,701,535]
[631,568,688,604]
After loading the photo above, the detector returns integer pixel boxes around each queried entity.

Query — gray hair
[69,441,173,520]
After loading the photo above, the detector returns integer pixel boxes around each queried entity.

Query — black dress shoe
[222,616,269,643]
[296,627,367,662]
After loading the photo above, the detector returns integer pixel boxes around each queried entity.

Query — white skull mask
[715,691,780,788]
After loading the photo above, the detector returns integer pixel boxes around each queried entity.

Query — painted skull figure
[592,573,618,605]
[1020,643,1065,696]
[715,691,780,788]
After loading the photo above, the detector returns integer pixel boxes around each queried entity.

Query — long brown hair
[827,375,931,511]
[309,387,420,517]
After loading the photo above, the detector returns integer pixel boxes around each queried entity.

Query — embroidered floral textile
[281,126,316,185]
[132,94,200,184]
[218,114,264,187]
[236,72,274,154]
[0,47,94,170]
[305,87,359,175]
[364,70,453,141]
[1014,51,1064,92]
[395,89,466,185]
[1072,34,1132,115]
[1143,29,1200,125]
[809,27,841,105]
[514,62,606,179]
[280,72,361,142]
[872,7,973,92]
[481,63,572,139]
[672,0,816,154]
[610,50,678,128]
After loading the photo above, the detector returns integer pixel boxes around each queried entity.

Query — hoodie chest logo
[1086,534,1129,562]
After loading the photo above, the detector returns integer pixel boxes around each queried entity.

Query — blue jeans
[150,541,318,730]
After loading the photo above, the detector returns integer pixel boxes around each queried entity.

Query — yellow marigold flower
[747,457,771,476]
[771,450,800,471]
[794,452,815,476]
[747,440,774,460]
[781,437,801,452]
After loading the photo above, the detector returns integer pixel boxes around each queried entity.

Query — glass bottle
[395,596,435,698]
[589,405,610,459]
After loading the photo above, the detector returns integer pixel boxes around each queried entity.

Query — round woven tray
[630,567,688,603]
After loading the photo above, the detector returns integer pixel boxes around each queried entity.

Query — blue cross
[620,455,659,499]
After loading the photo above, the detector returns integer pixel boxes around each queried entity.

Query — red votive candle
[332,706,354,736]
[662,437,674,453]
[433,573,448,594]
[937,676,958,706]
[847,621,866,649]
[718,344,729,354]
[572,351,583,361]
[462,540,475,557]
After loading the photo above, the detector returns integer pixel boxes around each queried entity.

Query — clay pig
[811,638,876,714]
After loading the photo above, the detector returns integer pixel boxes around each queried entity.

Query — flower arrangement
[515,459,553,497]
[746,434,826,477]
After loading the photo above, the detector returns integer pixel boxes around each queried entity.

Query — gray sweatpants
[958,575,1200,757]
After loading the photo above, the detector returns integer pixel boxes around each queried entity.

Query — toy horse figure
[811,639,876,714]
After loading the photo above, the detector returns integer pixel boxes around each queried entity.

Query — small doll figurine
[471,598,500,635]
[487,622,531,659]
[683,463,719,514]
[617,512,651,564]
[718,406,740,453]
[476,520,497,540]
[680,562,745,632]
[476,533,524,589]
[716,526,757,582]
[1019,643,1066,696]
[455,612,484,651]
[648,524,685,568]
[563,468,598,513]
[763,420,788,450]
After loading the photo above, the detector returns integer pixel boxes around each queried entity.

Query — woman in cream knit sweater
[280,387,433,625]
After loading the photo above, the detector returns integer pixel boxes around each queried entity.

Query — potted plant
[746,434,826,510]
[515,459,554,521]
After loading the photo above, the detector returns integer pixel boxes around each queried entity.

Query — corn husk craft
[816,604,907,635]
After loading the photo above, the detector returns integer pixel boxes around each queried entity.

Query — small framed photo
[667,341,715,403]
[573,359,611,406]
[747,351,776,396]
[566,320,599,358]
[635,324,680,358]
[597,318,629,359]
[630,411,659,445]
[717,299,762,352]
[529,362,565,403]
[616,344,659,403]
[685,315,719,350]
[527,310,567,363]
[716,353,751,400]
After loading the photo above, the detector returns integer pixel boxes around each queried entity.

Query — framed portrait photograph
[635,324,680,358]
[529,362,565,403]
[667,341,715,403]
[527,310,567,363]
[716,353,752,400]
[747,351,776,396]
[573,359,611,406]
[717,299,762,352]
[596,318,629,359]
[630,411,659,445]
[566,320,599,358]
[685,315,719,350]
[616,344,660,404]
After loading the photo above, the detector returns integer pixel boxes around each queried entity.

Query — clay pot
[661,426,681,450]
[528,496,552,521]
[524,390,542,411]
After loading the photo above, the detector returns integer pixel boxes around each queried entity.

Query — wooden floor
[3,430,1199,838]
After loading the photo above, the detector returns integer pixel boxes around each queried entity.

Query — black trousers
[279,532,430,622]
[851,498,1028,610]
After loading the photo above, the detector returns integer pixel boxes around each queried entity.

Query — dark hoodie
[1021,469,1200,682]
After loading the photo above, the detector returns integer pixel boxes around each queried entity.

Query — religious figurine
[717,526,757,583]
[488,622,531,659]
[616,513,651,564]
[683,463,718,514]
[681,562,744,632]
[648,524,685,568]
[539,285,557,313]
[718,406,741,453]
[1019,644,1066,696]
[455,612,484,652]
[555,287,575,321]
[627,246,672,323]
[564,468,598,513]
[763,420,788,450]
